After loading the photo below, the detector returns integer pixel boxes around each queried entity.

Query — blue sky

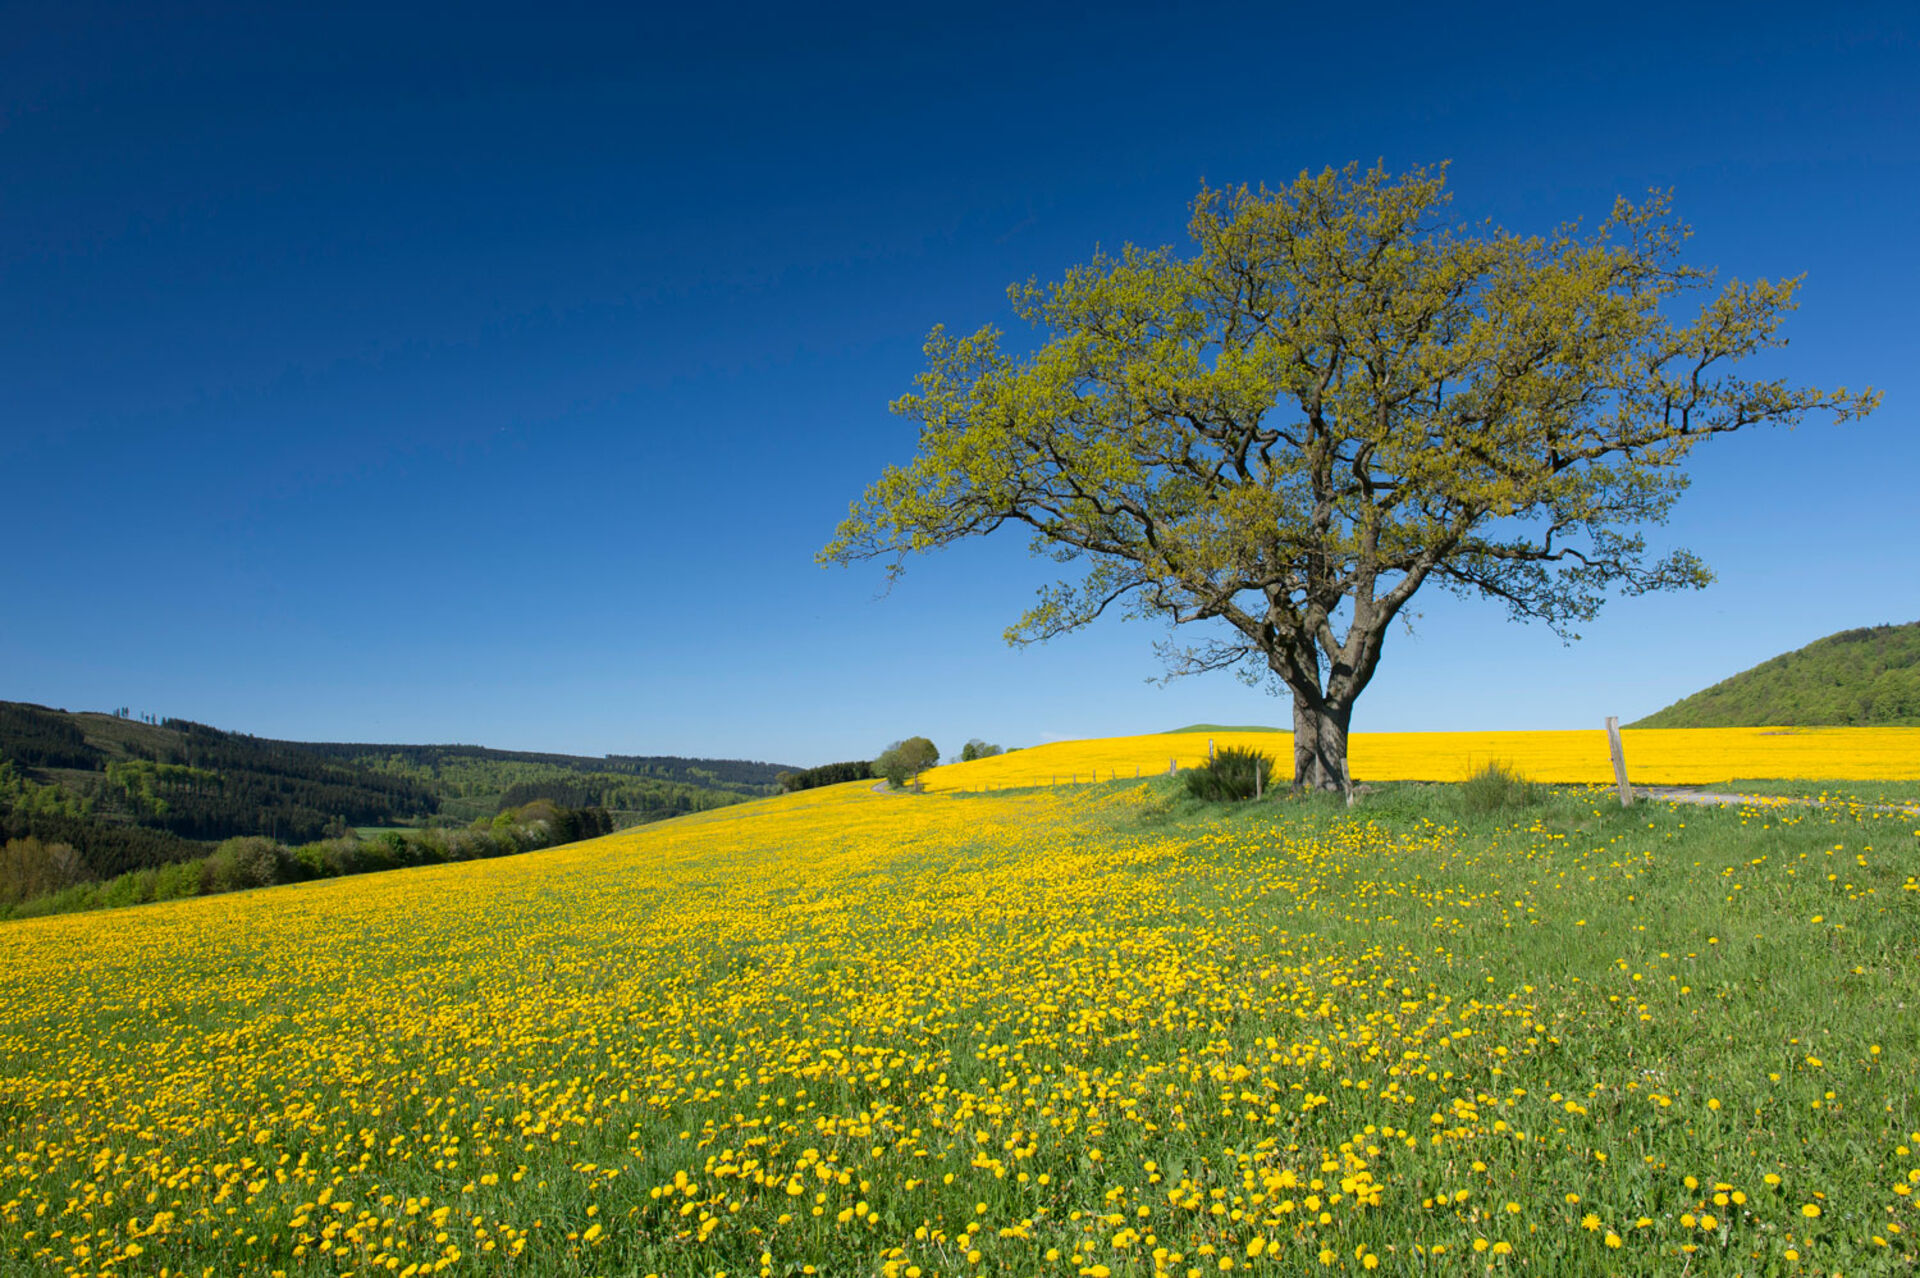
[5,1,1914,766]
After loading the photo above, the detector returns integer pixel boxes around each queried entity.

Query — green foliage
[0,705,440,844]
[0,806,200,879]
[309,743,791,818]
[1183,746,1276,802]
[0,760,92,820]
[777,761,875,793]
[822,164,1877,791]
[0,704,98,768]
[0,800,619,922]
[1632,621,1920,727]
[874,737,940,789]
[0,836,89,906]
[959,739,1004,762]
[0,701,790,876]
[1456,760,1540,815]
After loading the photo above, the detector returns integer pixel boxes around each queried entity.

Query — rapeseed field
[1,771,1916,1276]
[919,727,1920,791]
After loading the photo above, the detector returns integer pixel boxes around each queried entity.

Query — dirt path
[1636,786,1920,817]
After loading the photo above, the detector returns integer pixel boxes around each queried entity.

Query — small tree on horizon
[874,737,940,789]
[821,163,1877,791]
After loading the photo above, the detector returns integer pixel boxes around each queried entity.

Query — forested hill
[295,742,792,822]
[1631,622,1920,728]
[0,702,796,875]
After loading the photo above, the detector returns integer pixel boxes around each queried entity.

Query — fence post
[1168,758,1177,776]
[1209,737,1215,762]
[1605,716,1634,807]
[1255,761,1263,800]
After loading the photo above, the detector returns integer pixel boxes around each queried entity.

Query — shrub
[153,858,207,900]
[1184,747,1276,802]
[1457,760,1539,814]
[205,837,282,892]
[960,739,1004,762]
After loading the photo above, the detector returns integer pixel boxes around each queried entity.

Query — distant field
[922,727,1920,791]
[1,768,1915,1275]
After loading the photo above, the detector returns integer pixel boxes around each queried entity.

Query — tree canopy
[822,164,1877,789]
[874,737,940,789]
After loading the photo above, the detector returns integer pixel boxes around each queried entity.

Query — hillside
[296,741,791,822]
[0,701,794,875]
[3,773,1914,1273]
[1631,621,1920,727]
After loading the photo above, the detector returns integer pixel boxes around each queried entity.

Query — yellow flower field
[1,770,1915,1275]
[921,727,1920,791]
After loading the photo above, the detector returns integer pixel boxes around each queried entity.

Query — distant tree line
[1,807,204,879]
[0,704,96,769]
[496,776,749,822]
[0,703,792,878]
[299,742,794,796]
[0,707,440,845]
[777,761,876,792]
[1,798,617,922]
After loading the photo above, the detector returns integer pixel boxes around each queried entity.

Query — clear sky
[5,1,1915,767]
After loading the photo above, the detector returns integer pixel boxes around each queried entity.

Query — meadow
[918,727,1920,791]
[1,737,1917,1276]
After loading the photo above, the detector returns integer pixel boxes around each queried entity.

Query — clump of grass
[1184,746,1276,802]
[1457,759,1539,814]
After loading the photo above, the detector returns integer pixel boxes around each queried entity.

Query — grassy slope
[2,776,1915,1275]
[1632,621,1920,728]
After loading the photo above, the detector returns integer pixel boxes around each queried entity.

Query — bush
[1457,760,1539,814]
[960,739,1004,762]
[205,836,282,892]
[1183,747,1276,802]
[153,858,207,899]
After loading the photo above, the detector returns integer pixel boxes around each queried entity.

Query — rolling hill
[1631,621,1920,727]
[0,701,795,876]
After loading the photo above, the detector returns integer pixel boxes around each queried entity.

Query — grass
[1455,759,1541,815]
[0,773,1915,1275]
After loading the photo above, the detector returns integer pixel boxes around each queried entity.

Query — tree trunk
[1291,692,1353,792]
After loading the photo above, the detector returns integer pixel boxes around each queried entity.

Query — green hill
[1163,722,1282,733]
[1630,622,1920,728]
[0,701,795,878]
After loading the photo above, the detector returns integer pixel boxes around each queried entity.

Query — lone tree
[821,165,1877,791]
[874,737,940,789]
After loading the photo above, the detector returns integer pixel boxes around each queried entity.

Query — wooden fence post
[1168,758,1177,776]
[1255,761,1263,800]
[1605,716,1634,807]
[1208,737,1215,762]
